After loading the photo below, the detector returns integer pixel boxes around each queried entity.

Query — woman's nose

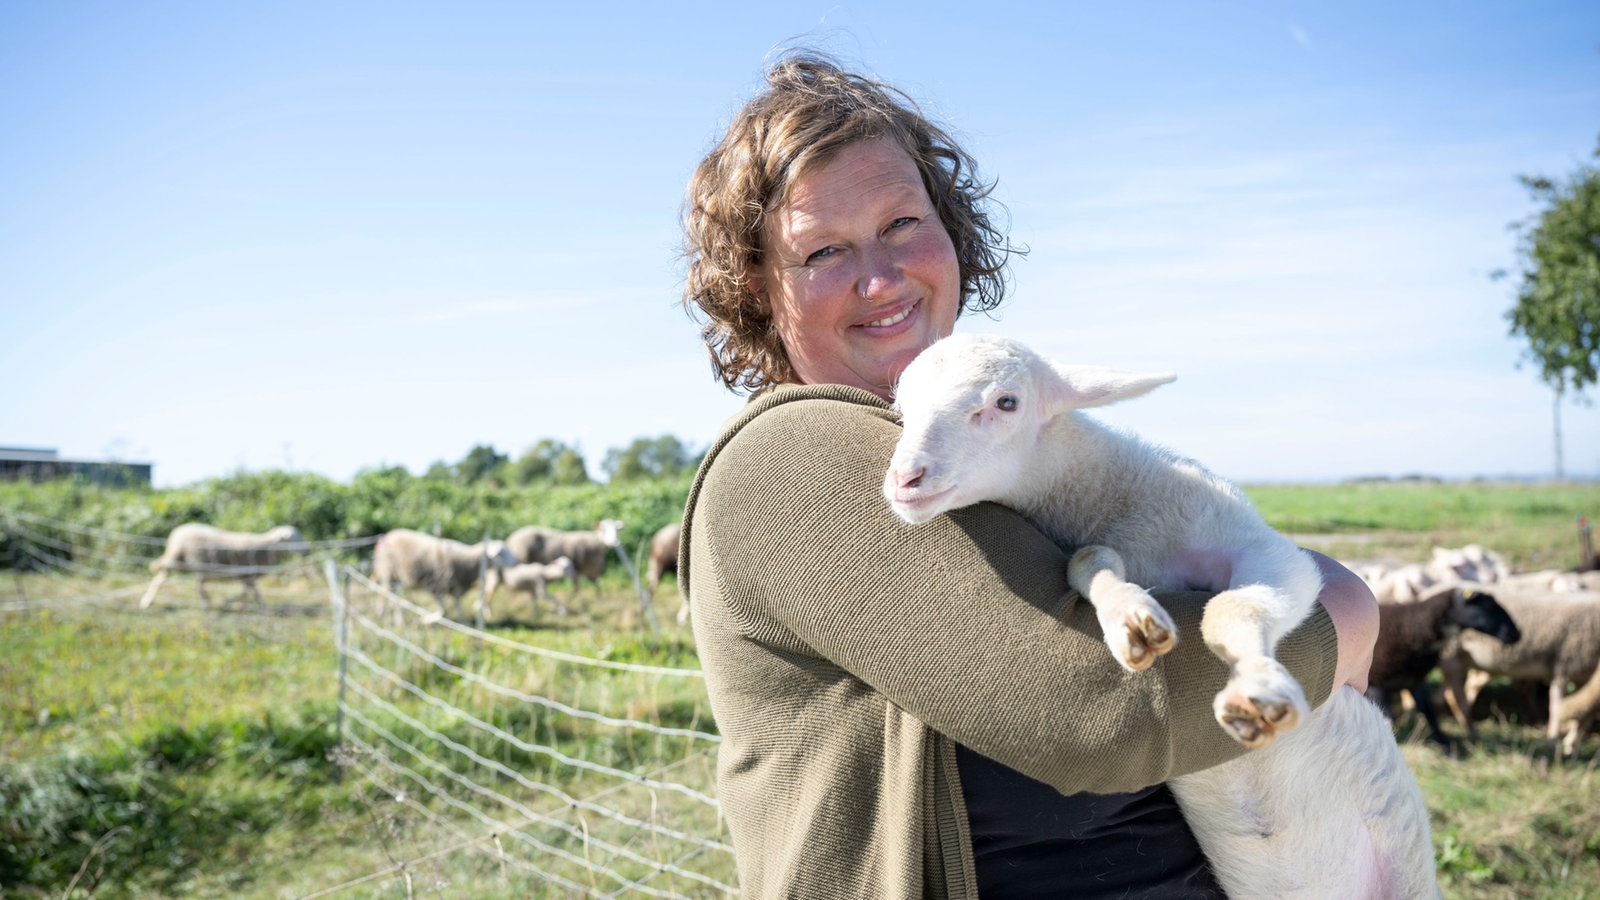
[857,244,905,302]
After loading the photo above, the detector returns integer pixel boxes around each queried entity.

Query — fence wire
[1,513,737,897]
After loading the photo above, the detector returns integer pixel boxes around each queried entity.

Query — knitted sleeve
[690,387,1339,795]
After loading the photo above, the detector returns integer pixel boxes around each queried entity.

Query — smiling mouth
[862,302,916,329]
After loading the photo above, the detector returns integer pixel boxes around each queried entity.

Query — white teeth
[865,307,912,328]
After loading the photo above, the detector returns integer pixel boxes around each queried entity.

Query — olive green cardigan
[680,384,1338,900]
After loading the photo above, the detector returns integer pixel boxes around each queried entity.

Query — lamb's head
[548,556,576,579]
[596,519,623,547]
[267,525,304,544]
[883,333,1175,525]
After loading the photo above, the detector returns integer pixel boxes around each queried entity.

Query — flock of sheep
[1358,543,1600,757]
[138,518,686,621]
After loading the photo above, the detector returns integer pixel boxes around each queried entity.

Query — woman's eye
[805,246,837,264]
[996,395,1018,412]
[888,217,916,230]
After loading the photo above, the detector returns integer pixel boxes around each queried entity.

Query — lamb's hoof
[1123,609,1177,671]
[1103,592,1179,672]
[1214,659,1308,748]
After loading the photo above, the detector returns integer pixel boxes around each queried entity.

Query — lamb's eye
[996,395,1018,412]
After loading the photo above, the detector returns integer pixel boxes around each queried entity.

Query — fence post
[325,559,350,783]
[477,533,489,630]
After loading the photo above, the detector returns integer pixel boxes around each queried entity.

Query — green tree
[509,439,591,486]
[456,444,508,484]
[1503,146,1600,479]
[602,435,694,483]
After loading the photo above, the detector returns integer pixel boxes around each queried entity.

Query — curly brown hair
[681,52,1019,394]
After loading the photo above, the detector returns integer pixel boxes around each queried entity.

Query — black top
[957,743,1226,898]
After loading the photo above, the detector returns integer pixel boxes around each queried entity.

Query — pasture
[2,479,1599,897]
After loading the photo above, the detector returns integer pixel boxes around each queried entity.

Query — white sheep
[505,519,622,600]
[1438,585,1600,754]
[371,528,518,621]
[140,523,304,609]
[644,522,688,623]
[883,333,1438,899]
[488,556,577,617]
[1429,544,1512,585]
[1498,569,1600,594]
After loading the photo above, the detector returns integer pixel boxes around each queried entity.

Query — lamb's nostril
[898,467,925,490]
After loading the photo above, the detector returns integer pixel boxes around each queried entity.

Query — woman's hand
[1305,549,1379,693]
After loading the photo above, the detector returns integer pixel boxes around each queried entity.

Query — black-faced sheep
[1438,586,1600,754]
[1366,583,1522,746]
[504,519,621,600]
[487,557,576,617]
[139,523,304,609]
[371,528,518,621]
[883,333,1437,899]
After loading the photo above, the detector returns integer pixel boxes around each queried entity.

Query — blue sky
[3,1,1597,487]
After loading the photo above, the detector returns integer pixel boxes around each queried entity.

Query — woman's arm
[1306,549,1379,693]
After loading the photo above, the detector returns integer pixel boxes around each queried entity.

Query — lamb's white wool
[140,523,304,609]
[884,332,1438,899]
[489,556,577,616]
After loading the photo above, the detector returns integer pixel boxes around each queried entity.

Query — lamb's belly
[1169,689,1435,899]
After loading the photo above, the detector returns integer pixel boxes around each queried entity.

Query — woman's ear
[744,266,768,308]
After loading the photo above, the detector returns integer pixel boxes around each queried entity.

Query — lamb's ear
[1041,362,1176,412]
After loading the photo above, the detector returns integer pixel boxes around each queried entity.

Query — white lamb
[883,333,1438,900]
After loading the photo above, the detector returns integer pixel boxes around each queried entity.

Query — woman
[678,53,1376,899]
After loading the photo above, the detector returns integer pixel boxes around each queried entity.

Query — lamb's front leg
[1200,585,1312,747]
[1068,546,1177,671]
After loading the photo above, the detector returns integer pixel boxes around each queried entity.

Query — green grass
[1246,480,1600,570]
[5,481,1600,896]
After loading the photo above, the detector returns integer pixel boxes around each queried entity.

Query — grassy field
[3,480,1600,897]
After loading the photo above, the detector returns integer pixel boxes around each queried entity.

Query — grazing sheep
[884,333,1438,899]
[371,528,517,621]
[1438,586,1600,752]
[1553,655,1600,755]
[1366,583,1522,745]
[645,522,681,593]
[1499,569,1600,594]
[1427,544,1512,585]
[488,557,577,617]
[1367,562,1440,604]
[1363,545,1515,604]
[644,522,689,624]
[504,519,622,600]
[140,523,304,609]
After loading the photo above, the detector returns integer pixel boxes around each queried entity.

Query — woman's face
[750,138,961,400]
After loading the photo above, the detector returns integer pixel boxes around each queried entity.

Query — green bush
[0,469,694,573]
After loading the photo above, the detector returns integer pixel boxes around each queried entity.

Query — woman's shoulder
[702,384,900,473]
[731,383,897,436]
